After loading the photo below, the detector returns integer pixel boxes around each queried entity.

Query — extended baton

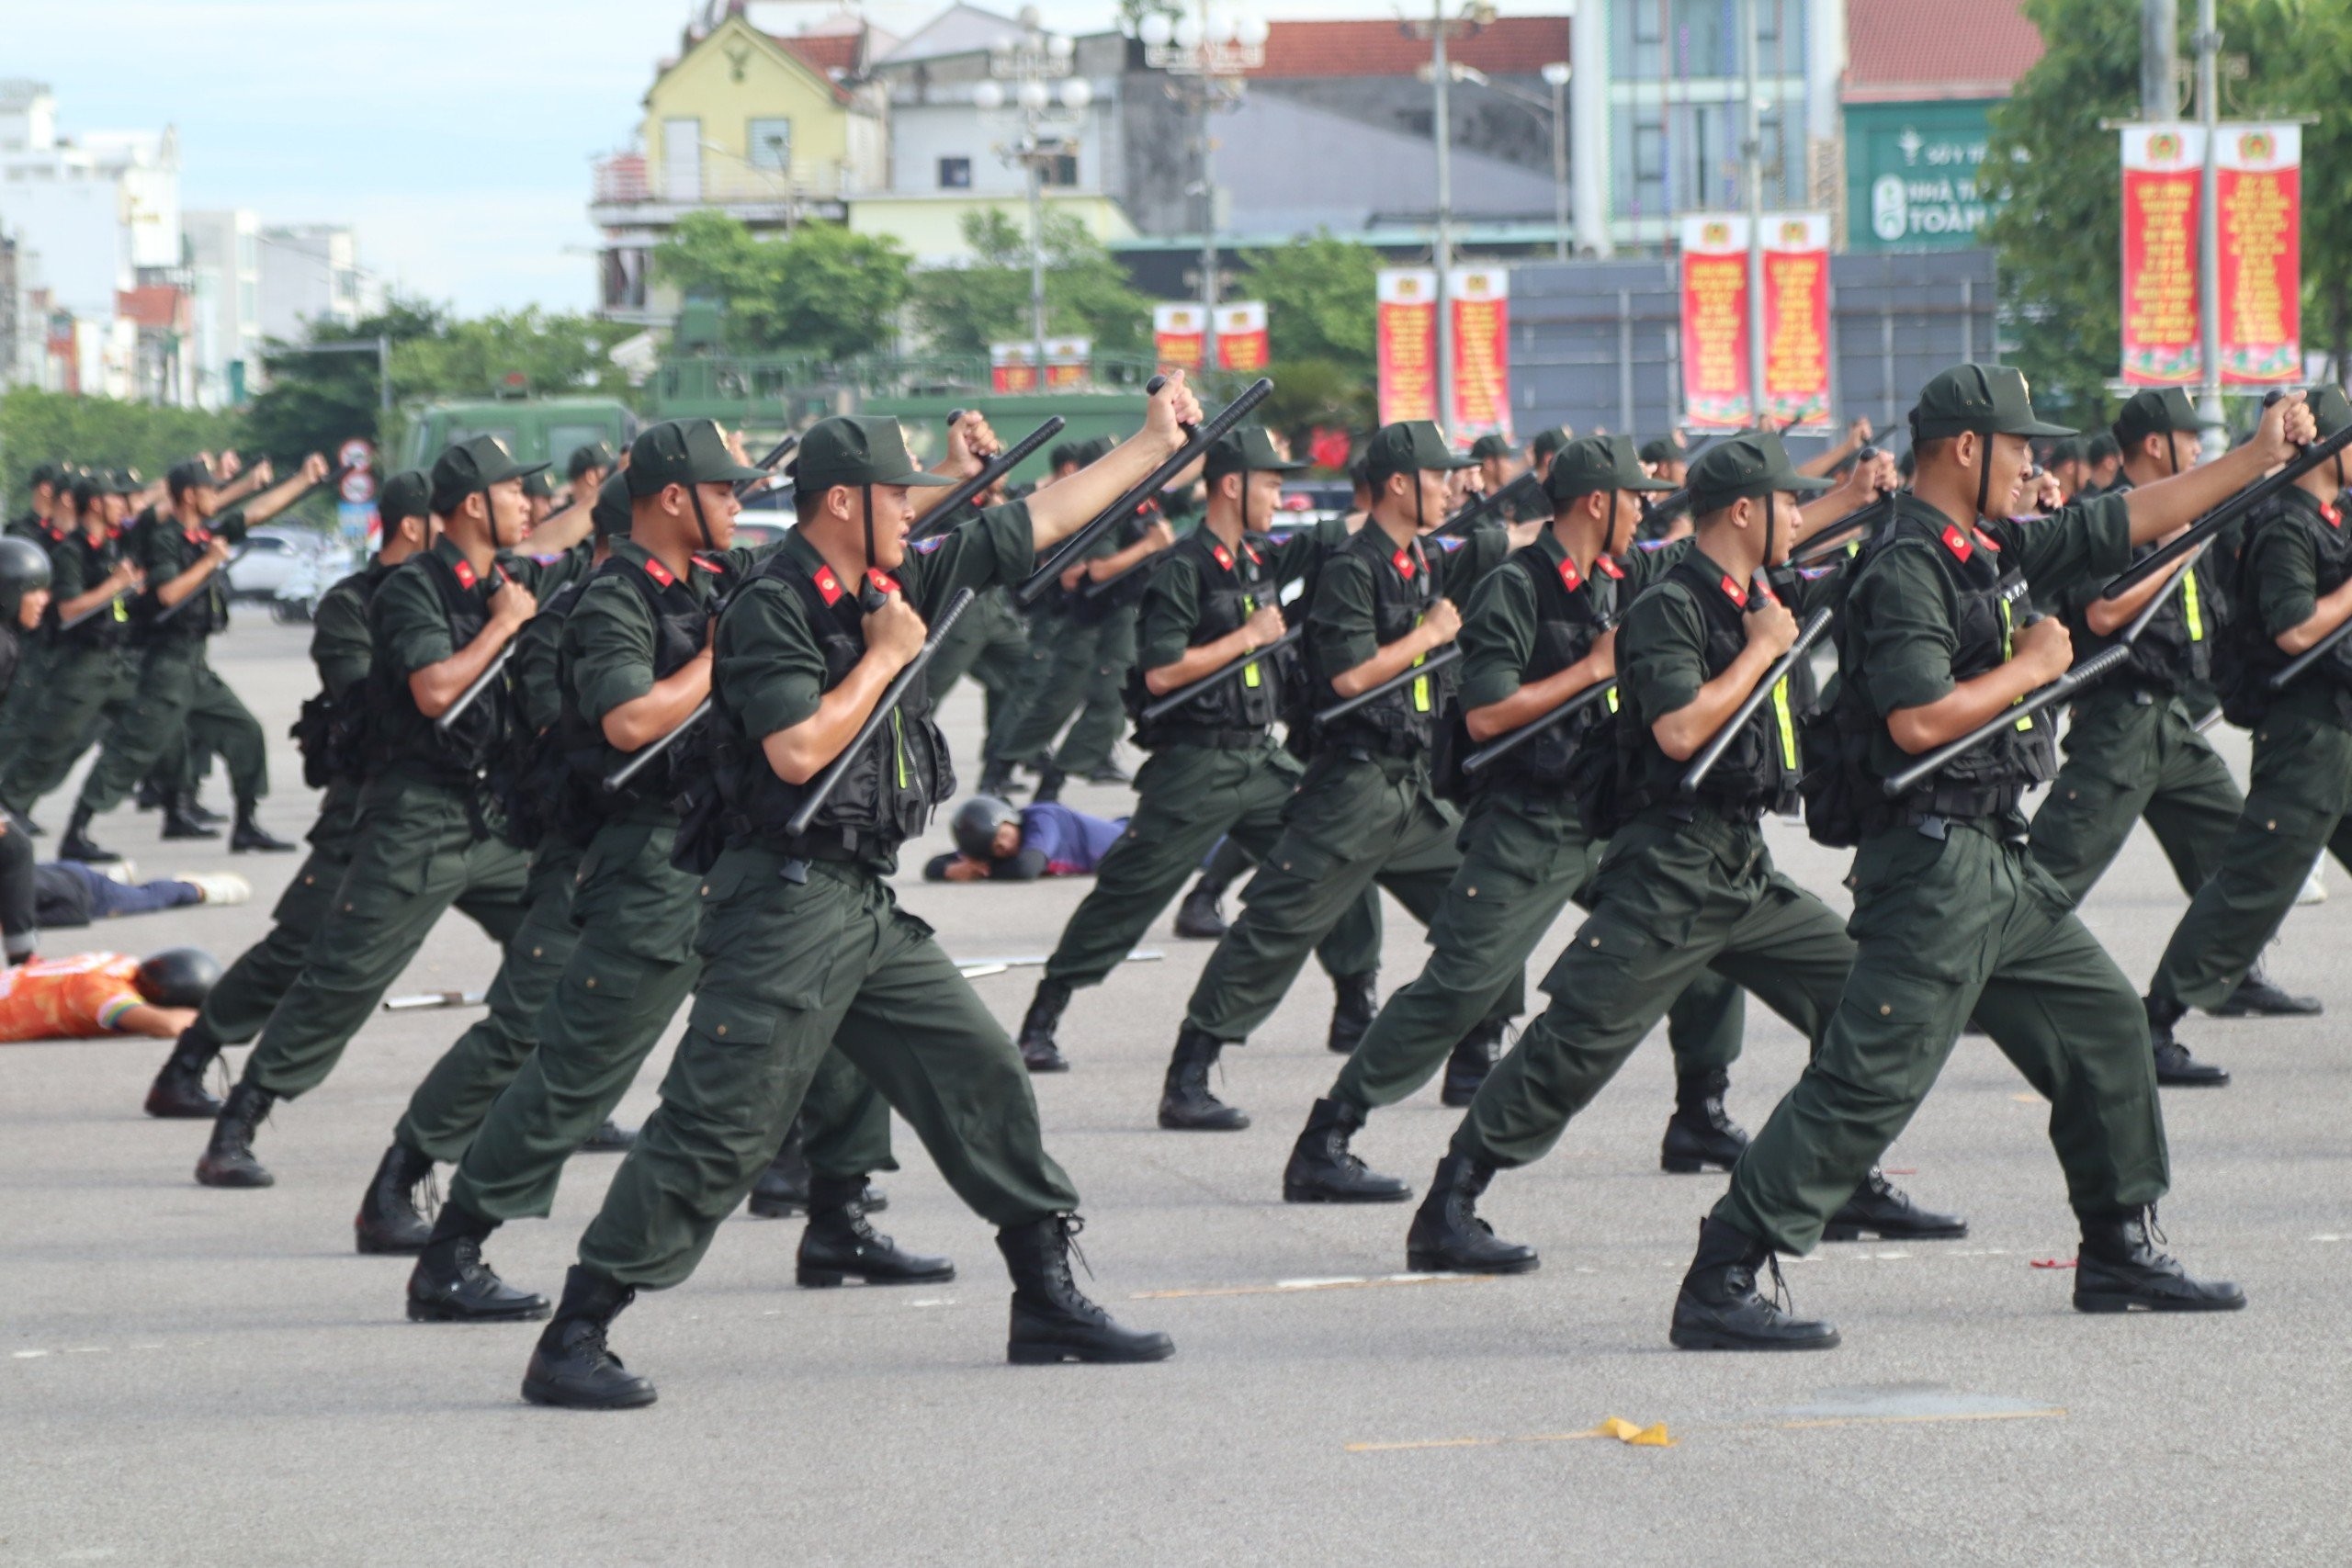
[2115,539,2210,648]
[1459,676,1618,775]
[1679,604,1836,795]
[1881,645,2132,796]
[2100,419,2352,600]
[1136,625,1304,721]
[1787,492,1897,568]
[2268,611,2352,690]
[733,434,798,499]
[434,565,519,732]
[58,582,137,632]
[783,587,977,836]
[605,698,709,792]
[1311,646,1461,726]
[1434,470,1542,538]
[908,415,1069,541]
[1017,378,1272,607]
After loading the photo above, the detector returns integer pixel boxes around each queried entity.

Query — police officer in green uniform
[0,536,54,963]
[1396,434,1956,1273]
[58,455,324,863]
[1670,367,2289,1352]
[193,436,594,1190]
[1468,433,1544,521]
[0,470,144,826]
[518,394,1199,1409]
[1012,427,1383,1073]
[1282,436,1754,1208]
[1153,420,1526,1134]
[2027,389,2313,1092]
[141,472,441,1120]
[406,424,906,1325]
[2143,385,2352,1077]
[0,466,72,788]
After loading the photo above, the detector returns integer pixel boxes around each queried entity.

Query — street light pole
[2192,0,2225,451]
[1432,0,1455,430]
[1740,0,1769,426]
[1027,149,1049,378]
[1542,62,1570,262]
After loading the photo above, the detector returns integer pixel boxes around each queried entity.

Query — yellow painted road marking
[1348,1406,2065,1453]
[1133,1273,1497,1301]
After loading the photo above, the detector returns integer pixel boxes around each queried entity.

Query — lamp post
[1140,5,1267,370]
[1410,0,1496,434]
[1740,0,1769,425]
[974,8,1091,389]
[1541,62,1571,262]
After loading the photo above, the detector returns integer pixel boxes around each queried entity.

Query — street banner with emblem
[2119,125,2205,387]
[1152,304,1206,373]
[1376,267,1438,425]
[2215,123,2300,386]
[1679,215,1752,429]
[1213,301,1270,372]
[1447,268,1512,442]
[1044,336,1091,389]
[1762,213,1833,430]
[990,342,1038,394]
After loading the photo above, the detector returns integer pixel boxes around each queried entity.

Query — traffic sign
[338,437,374,472]
[341,470,377,505]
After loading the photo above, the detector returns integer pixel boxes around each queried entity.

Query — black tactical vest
[56,530,132,652]
[2219,491,2352,728]
[1126,529,1287,749]
[135,517,231,645]
[1478,541,1624,792]
[1310,525,1448,759]
[2075,539,2214,694]
[708,553,954,859]
[557,550,726,826]
[292,563,390,790]
[368,549,508,795]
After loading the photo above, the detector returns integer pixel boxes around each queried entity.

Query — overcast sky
[10,0,1557,319]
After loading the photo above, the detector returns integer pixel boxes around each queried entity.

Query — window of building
[1039,153,1079,187]
[938,156,972,189]
[747,118,793,170]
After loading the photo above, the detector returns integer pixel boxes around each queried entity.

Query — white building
[183,208,262,408]
[256,223,368,343]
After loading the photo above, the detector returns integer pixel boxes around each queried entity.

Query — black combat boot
[580,1118,637,1153]
[354,1139,436,1255]
[1018,978,1071,1073]
[1325,970,1378,1055]
[797,1174,955,1287]
[183,793,229,828]
[746,1121,811,1217]
[1284,1097,1411,1203]
[195,1079,276,1188]
[2146,992,2229,1088]
[996,1215,1175,1364]
[2073,1207,2245,1314]
[975,757,1024,797]
[1032,764,1067,804]
[1439,1018,1505,1107]
[1171,874,1230,940]
[1158,1025,1249,1130]
[1670,1216,1840,1350]
[1660,1067,1748,1174]
[229,801,296,853]
[1405,1153,1538,1273]
[144,1025,224,1119]
[1085,759,1132,785]
[134,777,166,812]
[407,1202,549,1323]
[1822,1170,1968,1242]
[58,805,119,865]
[522,1267,657,1408]
[160,790,220,840]
[2211,962,2322,1019]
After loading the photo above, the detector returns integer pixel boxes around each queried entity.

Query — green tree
[1987,0,2343,423]
[394,308,636,403]
[0,388,241,513]
[243,296,445,460]
[1241,231,1380,369]
[652,211,912,358]
[909,208,1151,359]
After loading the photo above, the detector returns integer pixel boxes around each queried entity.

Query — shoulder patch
[811,563,845,605]
[1430,534,1465,552]
[909,535,948,554]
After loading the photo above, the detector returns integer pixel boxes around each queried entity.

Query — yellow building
[590,9,887,324]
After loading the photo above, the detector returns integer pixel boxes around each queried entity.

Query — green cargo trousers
[1185,751,1471,1043]
[1339,791,1745,1113]
[1452,810,1847,1168]
[2150,709,2352,1011]
[391,832,586,1163]
[447,819,893,1224]
[0,646,132,814]
[1042,739,1382,991]
[186,782,366,1051]
[75,641,267,814]
[989,608,1133,774]
[1718,818,2171,1255]
[579,852,1079,1291]
[239,773,532,1100]
[930,585,1031,741]
[0,640,54,764]
[2027,690,2242,907]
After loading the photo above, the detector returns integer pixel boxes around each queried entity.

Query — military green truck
[393,394,639,475]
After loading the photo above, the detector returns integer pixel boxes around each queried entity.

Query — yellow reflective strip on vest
[1999,596,2035,732]
[1770,676,1798,770]
[1411,612,1430,712]
[2182,569,2204,641]
[1241,594,1261,688]
[891,709,908,789]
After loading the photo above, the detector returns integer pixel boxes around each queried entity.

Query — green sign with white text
[1844,100,2006,252]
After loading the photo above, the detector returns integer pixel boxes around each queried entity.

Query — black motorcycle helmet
[134,947,223,1009]
[0,536,52,623]
[951,795,1020,862]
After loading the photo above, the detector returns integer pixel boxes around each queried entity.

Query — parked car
[225,528,320,599]
[266,540,357,623]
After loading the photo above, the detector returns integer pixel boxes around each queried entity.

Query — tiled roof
[775,30,861,76]
[1845,0,2044,102]
[116,285,187,331]
[1249,17,1572,79]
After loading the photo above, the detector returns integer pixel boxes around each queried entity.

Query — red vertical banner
[1044,336,1091,389]
[1152,304,1205,374]
[1448,267,1512,442]
[1376,268,1438,425]
[2216,123,2301,386]
[1213,301,1270,371]
[989,342,1038,393]
[1760,214,1832,429]
[2120,125,2205,387]
[1679,216,1750,429]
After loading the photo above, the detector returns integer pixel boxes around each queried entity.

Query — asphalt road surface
[6,616,2347,1564]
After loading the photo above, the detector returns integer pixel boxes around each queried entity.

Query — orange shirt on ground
[0,953,144,1043]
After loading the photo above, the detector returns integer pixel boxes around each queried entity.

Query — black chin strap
[2165,433,2179,478]
[686,484,716,554]
[1973,433,1994,525]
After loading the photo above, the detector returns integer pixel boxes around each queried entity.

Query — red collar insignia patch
[1596,555,1625,580]
[811,564,844,605]
[1393,546,1417,581]
[1939,525,1973,562]
[1973,527,2002,553]
[2323,502,2343,529]
[642,556,675,588]
[1210,542,1234,570]
[452,558,478,590]
[1719,573,1747,607]
[693,552,727,574]
[1241,541,1261,567]
[1557,558,1583,592]
[865,569,900,596]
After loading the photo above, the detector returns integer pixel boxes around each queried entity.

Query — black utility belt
[1148,725,1268,751]
[736,827,868,864]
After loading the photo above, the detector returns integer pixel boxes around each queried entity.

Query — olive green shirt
[1136,516,1347,672]
[1456,534,1690,711]
[310,561,382,705]
[2246,488,2352,726]
[1306,518,1511,685]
